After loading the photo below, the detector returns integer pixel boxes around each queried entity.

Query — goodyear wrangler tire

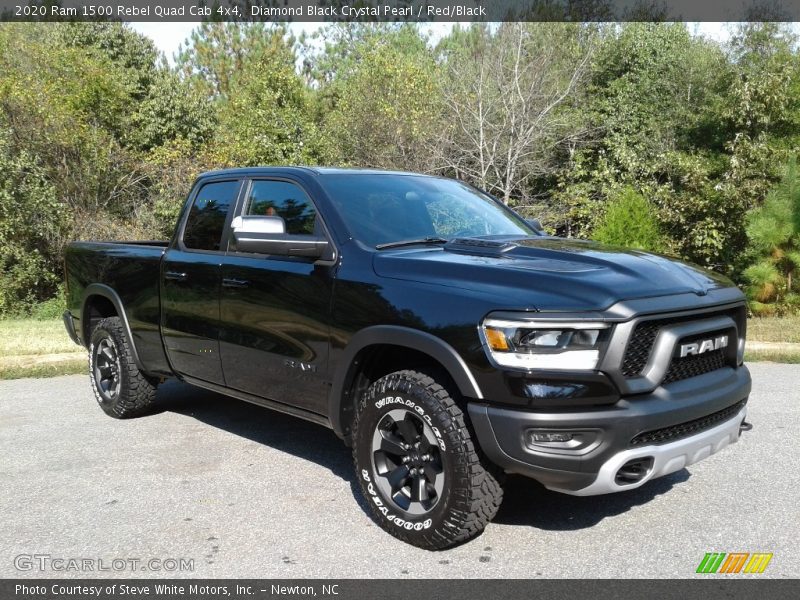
[88,317,157,419]
[352,369,503,550]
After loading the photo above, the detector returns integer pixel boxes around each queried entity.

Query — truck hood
[372,237,734,312]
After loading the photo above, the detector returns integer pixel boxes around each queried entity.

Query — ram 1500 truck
[63,167,751,549]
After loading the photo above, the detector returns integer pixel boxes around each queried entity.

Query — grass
[0,319,82,356]
[0,359,86,380]
[744,315,800,363]
[1,314,799,381]
[744,349,800,364]
[0,318,85,380]
[746,315,800,343]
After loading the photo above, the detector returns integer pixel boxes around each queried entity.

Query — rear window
[183,180,240,251]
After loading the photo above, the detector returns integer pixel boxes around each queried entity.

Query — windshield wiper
[375,237,449,250]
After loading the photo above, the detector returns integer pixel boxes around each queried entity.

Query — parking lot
[1,362,797,578]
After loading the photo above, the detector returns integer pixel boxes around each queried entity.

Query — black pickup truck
[63,167,751,549]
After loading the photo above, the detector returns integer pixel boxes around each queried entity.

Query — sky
[129,22,736,64]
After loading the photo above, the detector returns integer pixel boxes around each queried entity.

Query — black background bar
[4,0,800,23]
[4,579,800,600]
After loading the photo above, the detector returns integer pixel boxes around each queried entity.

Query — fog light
[530,431,573,443]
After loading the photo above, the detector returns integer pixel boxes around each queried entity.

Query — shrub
[743,156,800,315]
[592,187,665,253]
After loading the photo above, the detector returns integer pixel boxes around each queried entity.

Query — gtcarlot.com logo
[14,554,194,573]
[696,552,773,574]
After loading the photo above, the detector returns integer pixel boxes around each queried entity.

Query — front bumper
[563,404,746,495]
[468,365,751,495]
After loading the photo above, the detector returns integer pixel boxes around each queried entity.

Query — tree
[720,23,800,224]
[0,23,206,313]
[54,22,160,99]
[592,187,664,252]
[128,70,215,152]
[743,157,800,314]
[0,126,63,313]
[176,23,296,99]
[211,59,327,167]
[554,23,753,271]
[434,23,593,206]
[320,25,440,171]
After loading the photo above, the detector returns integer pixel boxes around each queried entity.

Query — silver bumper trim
[549,406,747,496]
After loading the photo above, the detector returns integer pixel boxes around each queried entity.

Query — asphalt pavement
[1,363,797,578]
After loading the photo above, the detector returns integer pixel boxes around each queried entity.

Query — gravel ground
[1,362,797,579]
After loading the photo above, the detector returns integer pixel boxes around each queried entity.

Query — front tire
[88,317,157,418]
[352,369,503,550]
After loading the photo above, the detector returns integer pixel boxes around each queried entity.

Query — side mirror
[232,216,329,259]
[527,218,544,233]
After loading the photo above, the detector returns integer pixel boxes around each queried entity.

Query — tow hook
[739,420,753,435]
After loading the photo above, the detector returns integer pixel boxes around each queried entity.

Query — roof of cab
[197,166,434,179]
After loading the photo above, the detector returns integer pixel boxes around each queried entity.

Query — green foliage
[0,127,63,314]
[555,22,800,275]
[319,25,440,171]
[592,187,665,252]
[54,22,160,97]
[128,70,215,152]
[743,157,800,314]
[557,24,734,255]
[0,23,216,315]
[2,22,800,317]
[28,293,66,320]
[176,23,296,99]
[144,139,209,237]
[213,59,326,166]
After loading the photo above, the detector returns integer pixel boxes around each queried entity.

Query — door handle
[222,278,250,288]
[165,271,188,281]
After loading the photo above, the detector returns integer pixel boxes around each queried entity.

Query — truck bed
[64,240,172,375]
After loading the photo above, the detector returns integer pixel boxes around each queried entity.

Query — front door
[219,178,334,414]
[161,178,242,385]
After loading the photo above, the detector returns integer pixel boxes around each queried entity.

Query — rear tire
[88,317,157,418]
[352,369,503,550]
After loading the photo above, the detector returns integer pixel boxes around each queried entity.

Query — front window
[246,180,317,235]
[322,174,534,247]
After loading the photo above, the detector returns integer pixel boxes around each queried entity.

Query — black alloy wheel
[371,408,445,515]
[93,337,121,402]
[352,369,504,550]
[88,317,158,418]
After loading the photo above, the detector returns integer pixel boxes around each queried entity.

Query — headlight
[481,318,611,370]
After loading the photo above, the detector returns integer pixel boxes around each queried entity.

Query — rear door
[161,178,243,384]
[218,177,335,413]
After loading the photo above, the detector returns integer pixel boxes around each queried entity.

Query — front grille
[621,307,744,378]
[621,321,660,376]
[663,348,727,384]
[630,400,745,447]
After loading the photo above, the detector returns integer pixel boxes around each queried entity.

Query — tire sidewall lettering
[374,395,446,451]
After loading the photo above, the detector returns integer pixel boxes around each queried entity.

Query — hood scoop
[444,238,518,257]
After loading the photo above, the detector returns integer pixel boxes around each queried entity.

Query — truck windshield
[322,174,535,248]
